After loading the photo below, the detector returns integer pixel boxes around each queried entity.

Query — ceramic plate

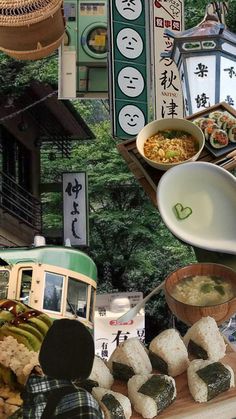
[157,162,236,255]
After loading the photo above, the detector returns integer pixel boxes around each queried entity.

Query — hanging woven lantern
[0,0,65,60]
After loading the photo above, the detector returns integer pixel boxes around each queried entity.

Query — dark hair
[39,319,94,380]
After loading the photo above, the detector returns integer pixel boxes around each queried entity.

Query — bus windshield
[66,277,88,319]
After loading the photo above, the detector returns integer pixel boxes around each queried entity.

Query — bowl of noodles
[136,118,205,171]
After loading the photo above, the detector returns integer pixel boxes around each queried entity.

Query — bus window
[19,269,33,304]
[43,272,64,313]
[89,286,95,323]
[0,270,9,299]
[66,277,88,319]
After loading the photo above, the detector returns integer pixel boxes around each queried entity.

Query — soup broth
[171,275,236,306]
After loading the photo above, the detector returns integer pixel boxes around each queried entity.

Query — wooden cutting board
[112,343,236,419]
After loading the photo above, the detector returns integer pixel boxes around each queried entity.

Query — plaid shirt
[22,375,103,419]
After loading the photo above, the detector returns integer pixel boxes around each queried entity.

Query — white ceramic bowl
[157,162,236,255]
[136,118,205,171]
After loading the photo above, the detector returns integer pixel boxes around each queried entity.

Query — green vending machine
[63,0,108,97]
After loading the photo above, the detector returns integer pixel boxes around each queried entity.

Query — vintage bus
[0,241,97,330]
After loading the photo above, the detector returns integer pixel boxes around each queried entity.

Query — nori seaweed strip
[188,339,208,359]
[197,362,231,401]
[138,375,175,414]
[101,394,126,419]
[112,362,135,381]
[78,379,99,393]
[149,350,168,374]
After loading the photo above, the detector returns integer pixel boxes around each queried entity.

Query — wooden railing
[0,171,41,231]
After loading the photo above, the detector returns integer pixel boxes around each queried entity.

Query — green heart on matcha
[174,203,192,220]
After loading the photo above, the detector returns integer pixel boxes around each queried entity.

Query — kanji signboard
[109,0,150,139]
[63,172,89,246]
[153,0,184,119]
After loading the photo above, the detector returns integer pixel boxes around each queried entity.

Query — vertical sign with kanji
[63,172,89,246]
[109,0,149,139]
[153,0,184,119]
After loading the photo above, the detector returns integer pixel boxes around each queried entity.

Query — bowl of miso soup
[165,263,236,325]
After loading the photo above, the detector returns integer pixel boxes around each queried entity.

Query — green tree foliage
[185,1,236,32]
[225,0,236,32]
[0,52,58,96]
[185,0,209,28]
[41,111,195,333]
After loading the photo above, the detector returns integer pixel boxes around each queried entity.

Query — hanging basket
[0,0,65,60]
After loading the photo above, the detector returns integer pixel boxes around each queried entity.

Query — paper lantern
[163,13,236,116]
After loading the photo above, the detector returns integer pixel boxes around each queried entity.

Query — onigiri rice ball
[183,316,226,361]
[92,387,132,419]
[128,374,176,418]
[149,328,189,376]
[107,338,152,381]
[77,356,114,391]
[187,359,235,402]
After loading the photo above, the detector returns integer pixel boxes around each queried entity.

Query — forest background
[0,0,235,339]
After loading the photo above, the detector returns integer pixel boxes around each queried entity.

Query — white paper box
[94,292,145,361]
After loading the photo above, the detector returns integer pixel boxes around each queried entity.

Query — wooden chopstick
[219,156,236,167]
[216,149,236,166]
[226,149,236,158]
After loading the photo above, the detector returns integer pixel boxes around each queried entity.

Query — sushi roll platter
[90,316,236,419]
[192,107,236,157]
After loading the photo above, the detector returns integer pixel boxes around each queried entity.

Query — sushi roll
[199,118,215,131]
[228,124,236,142]
[149,329,189,377]
[209,128,228,148]
[204,123,219,141]
[92,387,132,419]
[183,316,226,361]
[187,359,234,402]
[222,117,236,132]
[128,374,176,418]
[217,113,231,128]
[209,111,224,121]
[78,355,114,391]
[107,338,152,381]
[193,117,205,127]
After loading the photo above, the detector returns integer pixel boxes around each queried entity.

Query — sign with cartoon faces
[115,0,142,21]
[118,67,144,97]
[118,105,145,135]
[109,0,149,139]
[116,28,143,59]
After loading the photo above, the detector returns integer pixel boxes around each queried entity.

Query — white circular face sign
[118,67,144,97]
[116,28,143,59]
[115,0,142,20]
[118,105,145,135]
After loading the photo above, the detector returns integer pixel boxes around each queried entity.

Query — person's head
[39,318,94,380]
